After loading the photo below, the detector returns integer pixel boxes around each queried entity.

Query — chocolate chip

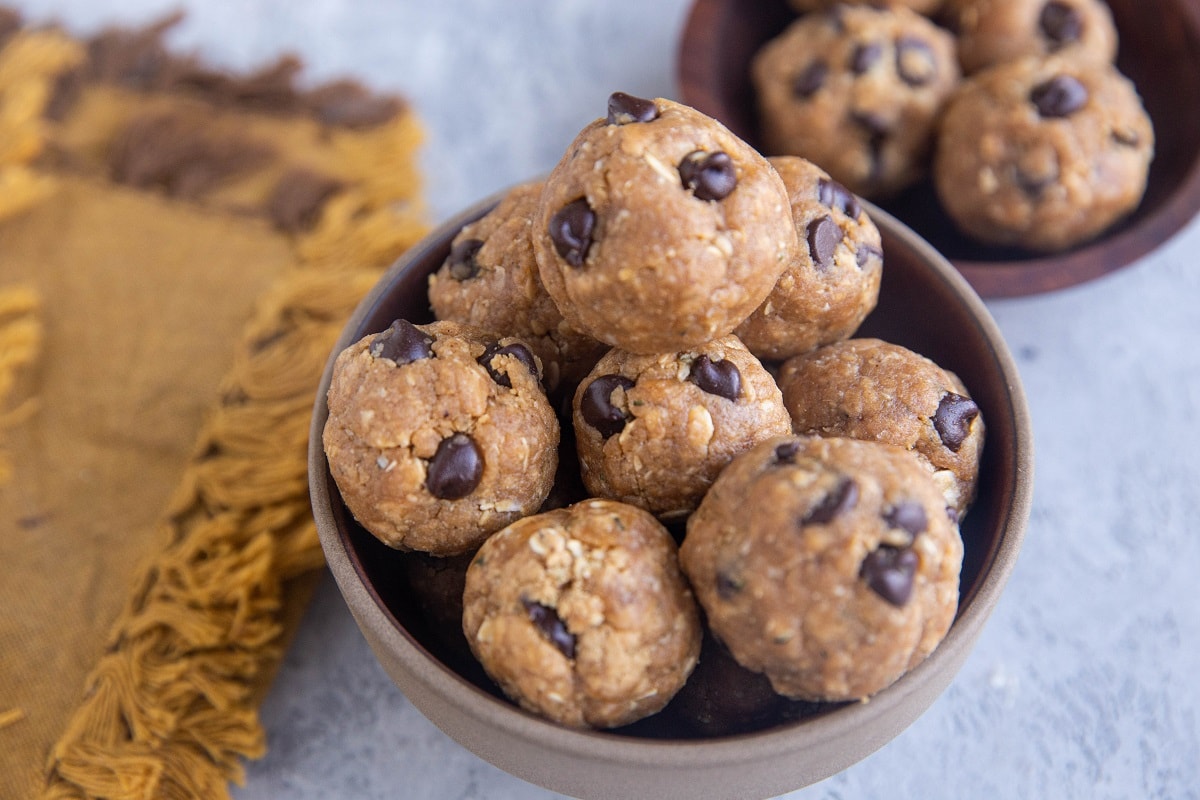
[884,501,928,537]
[479,342,539,388]
[895,37,936,86]
[860,546,918,606]
[688,354,741,400]
[946,506,961,525]
[716,570,744,599]
[1111,126,1141,147]
[851,41,882,74]
[856,244,883,268]
[369,319,433,364]
[679,151,737,202]
[607,91,659,125]
[817,177,861,219]
[933,391,980,452]
[446,238,484,280]
[802,477,858,525]
[807,215,843,271]
[580,374,636,439]
[792,61,829,99]
[773,440,801,464]
[548,198,596,267]
[425,433,484,500]
[1031,75,1088,118]
[522,599,576,659]
[1039,1,1083,47]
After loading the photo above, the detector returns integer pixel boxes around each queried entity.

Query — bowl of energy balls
[678,0,1200,296]
[309,92,1033,799]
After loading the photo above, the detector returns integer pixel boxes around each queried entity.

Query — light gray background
[12,1,1199,798]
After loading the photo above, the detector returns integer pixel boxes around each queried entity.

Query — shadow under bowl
[677,0,1200,297]
[308,191,1034,799]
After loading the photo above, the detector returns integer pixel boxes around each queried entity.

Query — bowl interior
[312,194,1030,745]
[677,0,1200,296]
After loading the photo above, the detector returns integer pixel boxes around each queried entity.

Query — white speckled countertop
[13,1,1200,797]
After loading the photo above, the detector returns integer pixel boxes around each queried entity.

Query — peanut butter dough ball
[753,4,960,198]
[322,319,559,555]
[533,92,796,354]
[933,54,1153,251]
[944,0,1117,74]
[462,499,702,729]
[680,435,963,702]
[572,335,791,520]
[735,156,883,360]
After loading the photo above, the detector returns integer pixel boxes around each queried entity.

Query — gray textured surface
[12,1,1200,798]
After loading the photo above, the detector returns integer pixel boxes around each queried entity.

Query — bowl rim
[675,0,1200,298]
[307,188,1034,779]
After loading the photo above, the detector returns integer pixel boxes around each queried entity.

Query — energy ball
[462,498,702,729]
[735,155,883,360]
[322,319,559,555]
[934,54,1154,251]
[753,4,960,198]
[778,338,984,518]
[680,435,963,702]
[944,0,1118,75]
[572,335,791,520]
[428,179,606,395]
[533,92,796,354]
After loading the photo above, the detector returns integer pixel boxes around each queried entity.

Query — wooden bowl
[308,187,1034,799]
[677,0,1200,297]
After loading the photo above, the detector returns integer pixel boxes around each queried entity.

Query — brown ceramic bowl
[308,189,1034,799]
[677,0,1200,297]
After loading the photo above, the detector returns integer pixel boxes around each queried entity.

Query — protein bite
[322,319,559,555]
[944,0,1118,75]
[533,92,796,354]
[778,338,984,518]
[680,435,963,702]
[462,499,702,729]
[934,54,1154,251]
[735,156,883,360]
[428,179,606,395]
[752,4,960,198]
[572,335,791,520]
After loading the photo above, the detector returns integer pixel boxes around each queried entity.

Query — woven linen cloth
[0,10,427,798]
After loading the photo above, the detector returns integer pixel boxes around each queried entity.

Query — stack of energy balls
[322,92,985,734]
[753,0,1153,251]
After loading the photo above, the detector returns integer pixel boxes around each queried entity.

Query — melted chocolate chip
[802,477,859,525]
[548,198,596,267]
[716,570,744,599]
[817,177,861,219]
[856,244,883,268]
[688,354,741,400]
[933,391,980,452]
[607,91,659,125]
[580,374,636,438]
[479,342,539,388]
[884,501,928,537]
[446,238,484,280]
[425,433,484,500]
[369,319,433,364]
[1031,75,1088,118]
[851,41,883,74]
[1111,126,1141,147]
[773,440,801,465]
[1039,1,1083,47]
[679,151,737,202]
[860,546,918,606]
[895,37,936,86]
[792,61,829,99]
[807,215,843,271]
[522,599,576,659]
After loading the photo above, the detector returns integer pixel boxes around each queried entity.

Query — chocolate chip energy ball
[533,92,796,355]
[752,4,960,198]
[428,179,606,395]
[462,499,702,729]
[322,319,559,555]
[933,55,1154,252]
[680,435,963,702]
[572,335,791,520]
[778,338,984,518]
[735,156,882,360]
[944,0,1117,75]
